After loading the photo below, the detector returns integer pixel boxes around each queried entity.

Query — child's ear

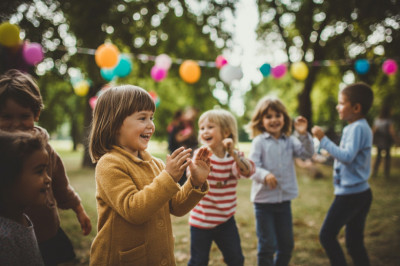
[223,130,231,139]
[353,103,362,114]
[34,111,41,122]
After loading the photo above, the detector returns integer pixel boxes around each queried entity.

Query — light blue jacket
[320,118,372,195]
[249,131,314,203]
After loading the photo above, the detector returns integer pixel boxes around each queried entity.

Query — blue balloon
[354,59,370,75]
[100,68,115,81]
[114,54,132,78]
[260,63,271,77]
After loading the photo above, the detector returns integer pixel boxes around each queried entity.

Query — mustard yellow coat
[90,146,208,266]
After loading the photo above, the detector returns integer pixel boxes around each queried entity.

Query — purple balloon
[23,42,44,65]
[151,65,167,82]
[271,64,287,79]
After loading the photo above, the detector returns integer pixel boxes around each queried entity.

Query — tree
[1,0,238,166]
[254,0,400,128]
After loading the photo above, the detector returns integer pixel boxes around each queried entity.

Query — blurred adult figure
[372,106,398,178]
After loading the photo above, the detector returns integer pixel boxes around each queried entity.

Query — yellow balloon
[290,62,309,81]
[74,80,90,96]
[0,22,20,47]
[179,60,201,84]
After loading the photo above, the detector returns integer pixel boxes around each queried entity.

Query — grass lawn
[53,140,400,266]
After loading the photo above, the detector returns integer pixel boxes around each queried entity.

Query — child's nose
[44,174,51,187]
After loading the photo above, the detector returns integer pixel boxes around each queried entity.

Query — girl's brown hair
[0,130,46,189]
[89,85,155,163]
[198,109,238,145]
[0,69,44,117]
[246,96,292,139]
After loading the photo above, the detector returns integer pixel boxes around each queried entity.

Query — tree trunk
[298,65,318,129]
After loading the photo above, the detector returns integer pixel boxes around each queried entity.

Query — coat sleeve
[47,144,81,210]
[96,155,182,225]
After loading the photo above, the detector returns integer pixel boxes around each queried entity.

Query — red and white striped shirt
[189,152,255,229]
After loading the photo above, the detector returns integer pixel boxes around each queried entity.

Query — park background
[1,0,400,265]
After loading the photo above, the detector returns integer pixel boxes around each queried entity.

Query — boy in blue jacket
[312,82,373,266]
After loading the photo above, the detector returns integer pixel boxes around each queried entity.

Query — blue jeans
[254,201,294,266]
[320,189,372,266]
[188,216,244,266]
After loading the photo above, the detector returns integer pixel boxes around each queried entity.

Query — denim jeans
[320,188,372,266]
[254,201,294,266]
[188,216,244,266]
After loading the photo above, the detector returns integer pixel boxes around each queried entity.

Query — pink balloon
[271,64,287,78]
[151,66,167,82]
[215,55,228,69]
[89,96,98,110]
[23,42,44,65]
[382,59,398,75]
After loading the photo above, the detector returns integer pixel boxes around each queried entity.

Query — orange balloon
[95,43,119,68]
[179,60,201,84]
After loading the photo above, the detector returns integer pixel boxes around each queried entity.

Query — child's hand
[311,126,325,140]
[189,147,212,187]
[166,147,192,182]
[222,138,234,156]
[265,173,277,189]
[74,204,92,236]
[294,116,308,135]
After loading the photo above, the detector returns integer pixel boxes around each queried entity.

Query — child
[0,130,50,265]
[312,83,374,266]
[0,69,92,265]
[247,96,314,266]
[188,109,255,266]
[88,85,211,266]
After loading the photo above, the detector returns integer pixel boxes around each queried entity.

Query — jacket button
[157,220,164,227]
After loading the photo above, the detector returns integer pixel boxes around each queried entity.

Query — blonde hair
[89,85,155,163]
[246,96,292,139]
[198,109,238,145]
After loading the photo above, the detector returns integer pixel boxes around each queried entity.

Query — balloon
[89,96,98,110]
[382,59,398,75]
[0,22,20,47]
[22,42,44,65]
[74,80,90,97]
[215,55,228,69]
[114,54,132,77]
[151,65,167,82]
[95,43,119,68]
[260,63,271,77]
[155,54,172,70]
[290,62,309,81]
[219,65,243,84]
[148,91,161,107]
[354,59,370,75]
[100,68,115,81]
[271,64,287,79]
[179,60,201,84]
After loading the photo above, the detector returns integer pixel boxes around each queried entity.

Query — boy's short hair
[0,69,44,117]
[340,82,373,115]
[0,130,46,189]
[89,85,155,163]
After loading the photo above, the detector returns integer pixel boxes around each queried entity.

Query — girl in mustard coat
[88,85,210,265]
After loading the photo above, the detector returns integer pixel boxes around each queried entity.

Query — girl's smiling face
[262,108,285,139]
[199,118,228,151]
[117,110,155,157]
[10,148,51,209]
[0,98,38,132]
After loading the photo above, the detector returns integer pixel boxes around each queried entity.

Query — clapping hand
[189,147,212,187]
[165,147,192,182]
